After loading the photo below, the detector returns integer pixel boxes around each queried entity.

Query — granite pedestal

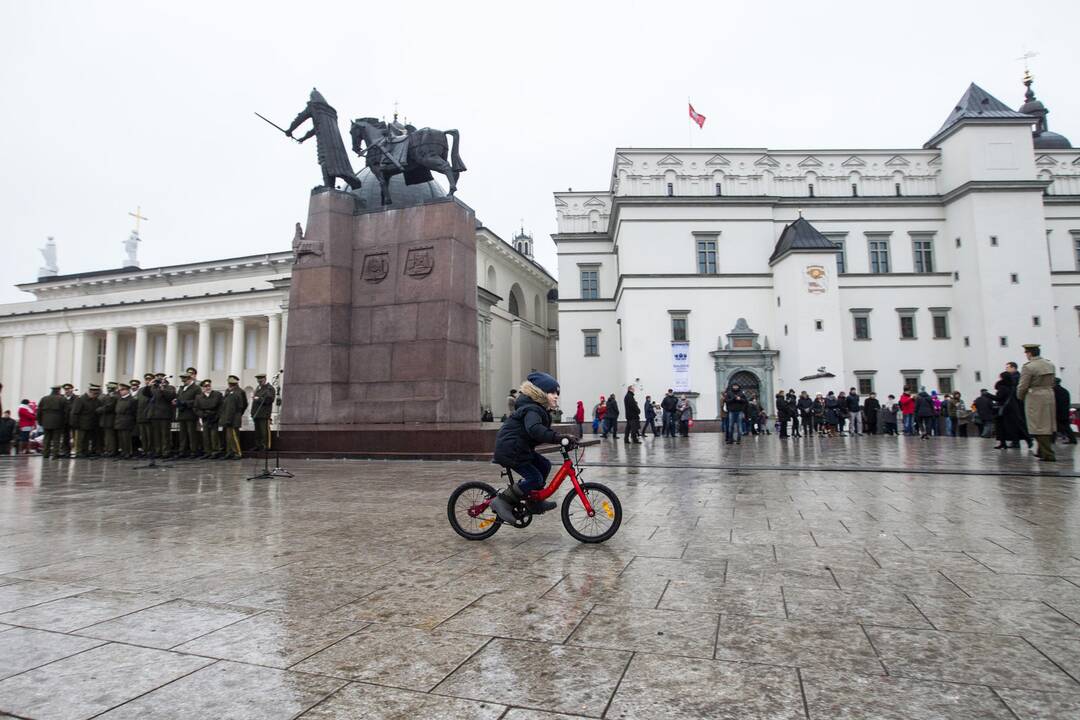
[279,190,487,457]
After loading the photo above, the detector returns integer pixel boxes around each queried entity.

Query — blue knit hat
[527,372,560,394]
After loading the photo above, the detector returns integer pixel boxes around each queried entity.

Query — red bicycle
[447,438,622,543]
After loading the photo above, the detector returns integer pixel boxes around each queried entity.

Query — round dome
[1034,131,1073,150]
[1020,99,1046,115]
[349,167,447,210]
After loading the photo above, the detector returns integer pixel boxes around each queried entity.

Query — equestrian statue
[350,117,466,206]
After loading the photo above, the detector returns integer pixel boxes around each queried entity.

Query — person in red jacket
[573,400,585,437]
[899,391,916,435]
[17,399,36,454]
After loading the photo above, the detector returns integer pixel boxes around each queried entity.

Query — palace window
[583,331,599,357]
[666,182,674,197]
[964,336,970,347]
[895,183,902,197]
[1010,273,1019,284]
[991,235,999,247]
[1033,316,1041,327]
[95,336,106,373]
[855,374,875,395]
[853,313,871,340]
[1000,336,1008,347]
[931,309,950,339]
[912,236,935,273]
[697,237,718,274]
[1073,231,1080,268]
[670,312,689,342]
[814,320,824,331]
[715,183,722,196]
[579,267,599,299]
[825,233,847,274]
[808,183,815,197]
[975,371,982,382]
[897,309,917,340]
[955,237,961,248]
[868,236,890,273]
[937,374,954,394]
[902,373,921,394]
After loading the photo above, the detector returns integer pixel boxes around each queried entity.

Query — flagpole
[687,96,692,147]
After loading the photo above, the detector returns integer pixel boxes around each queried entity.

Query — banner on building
[672,342,690,392]
[805,264,828,294]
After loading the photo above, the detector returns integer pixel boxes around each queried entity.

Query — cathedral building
[0,174,556,420]
[553,77,1079,417]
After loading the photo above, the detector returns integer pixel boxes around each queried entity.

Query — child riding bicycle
[490,372,578,523]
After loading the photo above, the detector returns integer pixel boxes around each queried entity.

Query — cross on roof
[128,206,149,234]
[1016,50,1039,73]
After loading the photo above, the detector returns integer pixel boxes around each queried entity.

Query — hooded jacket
[493,383,559,467]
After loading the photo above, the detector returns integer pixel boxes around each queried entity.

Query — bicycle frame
[472,445,595,518]
[527,447,595,515]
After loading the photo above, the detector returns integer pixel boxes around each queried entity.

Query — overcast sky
[1,0,1077,303]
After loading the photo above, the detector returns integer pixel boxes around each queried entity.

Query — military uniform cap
[227,374,240,383]
[255,373,267,379]
[186,367,198,374]
[50,384,62,390]
[88,383,101,391]
[200,379,212,386]
[130,378,141,385]
[143,373,154,379]
[62,383,74,389]
[106,381,119,389]
[1022,343,1041,351]
[179,372,190,379]
[154,372,166,377]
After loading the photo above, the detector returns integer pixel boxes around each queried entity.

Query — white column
[230,317,245,378]
[280,308,288,373]
[102,328,119,383]
[45,333,59,388]
[265,313,281,376]
[197,320,212,378]
[133,325,148,379]
[10,335,25,403]
[164,323,179,380]
[71,331,87,392]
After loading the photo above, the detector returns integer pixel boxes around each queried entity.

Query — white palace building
[554,77,1080,418]
[0,176,557,419]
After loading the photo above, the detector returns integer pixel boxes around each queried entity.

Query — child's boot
[491,482,526,523]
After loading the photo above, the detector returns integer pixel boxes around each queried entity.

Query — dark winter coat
[797,397,813,415]
[724,389,748,413]
[493,393,559,467]
[915,393,935,418]
[994,376,1025,441]
[824,397,840,425]
[37,392,69,431]
[252,383,276,419]
[776,396,795,421]
[974,393,995,422]
[69,394,101,431]
[143,383,177,421]
[175,382,200,421]
[643,401,656,421]
[194,390,224,425]
[136,388,153,424]
[660,394,678,413]
[846,393,861,413]
[605,396,620,421]
[863,397,881,418]
[0,416,15,444]
[220,387,248,428]
[113,395,137,431]
[97,392,117,429]
[1054,383,1071,425]
[623,391,640,421]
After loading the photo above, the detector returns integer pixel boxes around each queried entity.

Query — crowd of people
[0,368,277,460]
[544,346,1067,461]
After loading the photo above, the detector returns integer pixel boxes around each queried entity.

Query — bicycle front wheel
[447,481,502,540]
[561,482,622,543]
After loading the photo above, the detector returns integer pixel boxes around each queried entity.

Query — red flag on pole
[688,103,706,128]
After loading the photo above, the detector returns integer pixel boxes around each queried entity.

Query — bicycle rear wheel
[561,482,622,543]
[447,481,502,540]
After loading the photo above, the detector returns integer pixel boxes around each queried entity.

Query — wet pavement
[1,433,1079,719]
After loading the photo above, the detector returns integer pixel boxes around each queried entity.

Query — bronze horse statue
[350,118,466,205]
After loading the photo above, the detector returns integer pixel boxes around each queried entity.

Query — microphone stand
[247,369,293,480]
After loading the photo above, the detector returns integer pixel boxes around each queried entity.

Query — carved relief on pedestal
[361,252,390,282]
[404,246,435,277]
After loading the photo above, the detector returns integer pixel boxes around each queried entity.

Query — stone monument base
[272,423,499,461]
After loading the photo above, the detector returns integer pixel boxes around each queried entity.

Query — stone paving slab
[2,437,1080,717]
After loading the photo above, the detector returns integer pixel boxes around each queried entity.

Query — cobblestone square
[1,436,1079,718]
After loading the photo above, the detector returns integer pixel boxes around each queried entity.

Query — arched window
[508,283,524,317]
[486,265,497,291]
[533,294,542,324]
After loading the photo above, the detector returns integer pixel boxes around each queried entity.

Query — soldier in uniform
[60,383,76,458]
[98,381,119,457]
[175,372,201,458]
[113,384,137,459]
[251,373,276,451]
[70,384,102,457]
[143,372,177,458]
[220,375,247,460]
[135,374,153,456]
[193,378,224,459]
[1017,343,1058,462]
[37,385,68,459]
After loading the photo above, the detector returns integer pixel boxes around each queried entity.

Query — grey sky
[1,0,1076,303]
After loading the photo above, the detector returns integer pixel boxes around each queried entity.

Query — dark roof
[768,217,839,264]
[1034,131,1072,149]
[925,83,1033,147]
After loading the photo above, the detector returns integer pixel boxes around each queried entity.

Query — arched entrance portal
[728,371,760,393]
[709,318,778,417]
